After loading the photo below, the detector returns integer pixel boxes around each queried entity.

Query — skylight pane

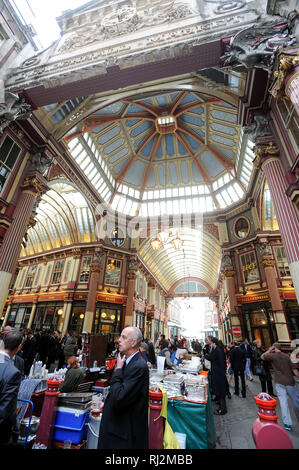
[167,200,173,214]
[216,193,226,208]
[221,189,232,205]
[233,182,244,197]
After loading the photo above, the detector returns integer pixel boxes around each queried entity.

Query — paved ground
[213,375,299,449]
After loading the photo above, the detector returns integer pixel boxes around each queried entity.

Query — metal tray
[58,392,95,403]
[58,400,92,411]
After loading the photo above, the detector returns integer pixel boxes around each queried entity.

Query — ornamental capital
[270,51,299,99]
[261,257,275,268]
[253,141,279,164]
[127,272,137,281]
[223,269,236,278]
[21,176,47,196]
[90,262,102,273]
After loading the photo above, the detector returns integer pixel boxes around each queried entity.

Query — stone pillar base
[82,310,94,334]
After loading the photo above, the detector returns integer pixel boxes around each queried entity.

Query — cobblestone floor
[213,375,299,449]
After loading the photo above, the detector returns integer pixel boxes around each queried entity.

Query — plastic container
[55,406,89,428]
[53,409,90,444]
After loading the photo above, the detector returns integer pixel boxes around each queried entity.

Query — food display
[149,369,208,403]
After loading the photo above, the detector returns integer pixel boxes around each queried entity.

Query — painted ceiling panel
[97,126,121,144]
[108,147,129,164]
[169,163,178,185]
[158,165,166,186]
[113,157,130,175]
[192,162,204,182]
[95,102,123,115]
[124,160,146,186]
[103,138,125,154]
[200,151,224,177]
[180,161,190,184]
[211,134,235,147]
[130,121,152,137]
[165,134,175,156]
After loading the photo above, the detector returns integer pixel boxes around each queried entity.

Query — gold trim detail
[270,51,299,99]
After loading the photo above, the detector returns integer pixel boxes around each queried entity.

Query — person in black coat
[144,338,156,366]
[0,332,23,446]
[229,341,247,397]
[205,337,228,415]
[21,330,37,376]
[252,340,275,396]
[98,326,149,449]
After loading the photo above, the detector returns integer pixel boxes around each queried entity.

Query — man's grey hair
[129,327,143,347]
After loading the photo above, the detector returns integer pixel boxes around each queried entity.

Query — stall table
[167,392,215,449]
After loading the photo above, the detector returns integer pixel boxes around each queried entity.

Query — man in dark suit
[230,341,247,398]
[21,329,37,376]
[0,331,23,446]
[98,326,149,449]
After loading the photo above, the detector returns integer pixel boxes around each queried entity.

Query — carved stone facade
[5,1,261,91]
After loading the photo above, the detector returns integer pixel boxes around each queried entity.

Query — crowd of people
[202,335,299,432]
[0,326,87,376]
[1,324,299,448]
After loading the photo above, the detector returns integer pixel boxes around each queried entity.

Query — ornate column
[0,172,47,315]
[254,143,299,302]
[62,301,73,336]
[125,257,138,327]
[27,302,38,329]
[261,253,290,343]
[270,51,299,115]
[222,255,241,334]
[82,250,103,333]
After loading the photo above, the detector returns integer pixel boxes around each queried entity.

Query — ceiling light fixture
[150,237,162,251]
[171,235,184,251]
[157,230,170,244]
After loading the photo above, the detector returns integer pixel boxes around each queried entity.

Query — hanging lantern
[150,237,162,251]
[80,313,84,319]
[171,236,184,250]
[57,309,63,316]
[157,230,170,244]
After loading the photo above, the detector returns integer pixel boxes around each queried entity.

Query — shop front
[5,303,32,329]
[135,310,145,337]
[68,301,86,334]
[31,302,64,332]
[240,302,278,348]
[93,302,122,338]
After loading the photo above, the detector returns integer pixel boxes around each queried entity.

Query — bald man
[98,327,149,449]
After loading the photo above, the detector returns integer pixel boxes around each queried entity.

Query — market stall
[149,356,215,449]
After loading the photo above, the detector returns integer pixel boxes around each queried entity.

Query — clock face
[110,227,126,247]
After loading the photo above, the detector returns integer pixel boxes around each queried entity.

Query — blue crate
[55,407,89,428]
[53,411,89,445]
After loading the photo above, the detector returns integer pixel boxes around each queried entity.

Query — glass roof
[63,80,253,217]
[21,180,96,257]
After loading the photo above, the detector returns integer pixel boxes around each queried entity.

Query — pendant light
[150,237,162,251]
[157,230,170,244]
[171,234,184,250]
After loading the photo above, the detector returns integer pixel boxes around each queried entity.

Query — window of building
[32,302,64,331]
[63,260,71,282]
[68,301,86,334]
[79,255,93,282]
[277,98,299,154]
[6,303,32,329]
[51,260,65,284]
[24,265,37,288]
[93,303,122,336]
[240,251,259,284]
[274,246,290,278]
[105,258,121,287]
[135,311,145,331]
[0,136,21,194]
[262,182,278,230]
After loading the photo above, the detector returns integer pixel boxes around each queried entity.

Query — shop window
[32,302,64,331]
[274,246,290,278]
[24,265,37,288]
[105,258,121,286]
[18,268,27,289]
[51,260,65,284]
[135,312,145,330]
[93,303,122,336]
[68,302,86,334]
[79,255,92,282]
[7,304,32,329]
[0,136,21,194]
[240,251,259,283]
